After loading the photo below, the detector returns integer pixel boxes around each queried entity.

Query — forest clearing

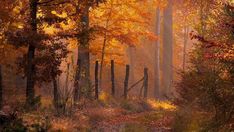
[0,0,234,131]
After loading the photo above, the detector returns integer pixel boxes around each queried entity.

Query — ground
[1,92,176,132]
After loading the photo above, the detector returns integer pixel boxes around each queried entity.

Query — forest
[0,0,233,131]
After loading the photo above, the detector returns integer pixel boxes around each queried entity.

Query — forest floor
[1,93,176,132]
[50,93,176,131]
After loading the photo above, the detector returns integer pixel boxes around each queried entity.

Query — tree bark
[99,1,113,91]
[128,47,135,87]
[0,65,2,109]
[143,68,148,99]
[154,7,161,99]
[162,0,173,96]
[99,30,107,92]
[95,61,99,100]
[26,0,38,106]
[183,26,188,71]
[74,59,81,102]
[53,78,58,108]
[76,5,91,98]
[124,65,130,99]
[111,60,115,96]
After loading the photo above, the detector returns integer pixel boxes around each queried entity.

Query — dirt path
[93,109,173,132]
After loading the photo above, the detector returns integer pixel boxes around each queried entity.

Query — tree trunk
[111,60,115,96]
[99,1,113,91]
[162,0,173,96]
[74,59,81,102]
[26,0,38,106]
[154,7,161,99]
[143,68,148,99]
[0,65,3,109]
[95,61,99,100]
[53,78,58,108]
[128,47,135,87]
[99,31,107,92]
[183,26,188,71]
[76,6,91,98]
[124,65,130,99]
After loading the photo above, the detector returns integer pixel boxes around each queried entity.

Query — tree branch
[38,0,69,6]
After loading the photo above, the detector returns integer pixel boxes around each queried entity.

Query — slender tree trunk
[162,0,173,96]
[143,68,148,99]
[128,47,135,86]
[99,1,113,91]
[65,63,70,98]
[124,65,130,99]
[95,61,99,100]
[26,0,38,106]
[198,0,208,73]
[74,59,81,102]
[53,78,58,108]
[200,0,205,36]
[76,6,91,98]
[183,26,188,71]
[154,7,161,99]
[99,30,107,92]
[111,60,115,96]
[0,65,3,109]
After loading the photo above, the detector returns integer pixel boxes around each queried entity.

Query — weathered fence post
[111,60,115,96]
[124,65,130,99]
[95,61,99,100]
[143,68,148,99]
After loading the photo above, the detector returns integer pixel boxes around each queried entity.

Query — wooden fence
[94,60,148,100]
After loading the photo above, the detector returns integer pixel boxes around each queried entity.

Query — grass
[121,123,151,132]
[147,99,176,111]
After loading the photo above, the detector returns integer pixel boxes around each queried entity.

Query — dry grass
[2,91,177,131]
[147,99,176,111]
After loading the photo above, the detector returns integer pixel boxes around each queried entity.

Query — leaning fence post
[124,65,130,99]
[111,60,115,96]
[95,61,99,100]
[143,68,148,99]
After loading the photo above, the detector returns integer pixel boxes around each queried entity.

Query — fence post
[143,68,148,99]
[124,65,130,99]
[95,61,99,100]
[111,60,115,96]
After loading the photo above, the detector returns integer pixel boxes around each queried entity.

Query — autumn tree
[73,0,105,101]
[0,0,20,109]
[154,1,165,99]
[5,0,71,107]
[176,1,234,130]
[90,0,156,94]
[162,0,173,96]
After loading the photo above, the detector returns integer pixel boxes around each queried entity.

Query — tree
[5,0,70,107]
[176,2,234,130]
[90,0,157,94]
[154,6,161,99]
[162,0,173,96]
[25,0,38,106]
[0,0,19,109]
[74,0,105,101]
